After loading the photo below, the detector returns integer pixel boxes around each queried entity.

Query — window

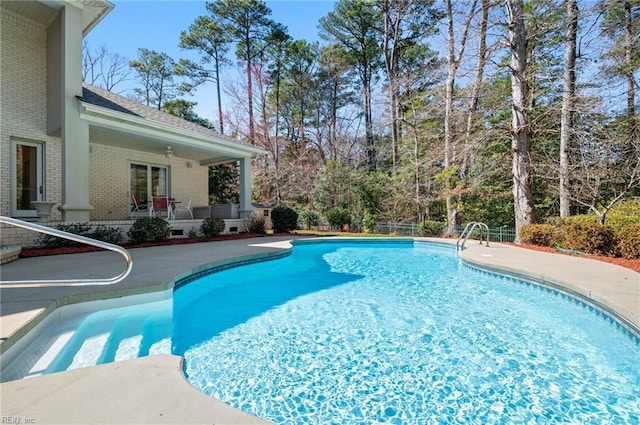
[130,163,168,206]
[263,209,269,217]
[11,139,44,217]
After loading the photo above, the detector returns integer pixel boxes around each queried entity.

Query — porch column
[238,157,254,218]
[58,4,92,222]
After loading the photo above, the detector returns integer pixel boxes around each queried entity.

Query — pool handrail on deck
[456,221,490,251]
[0,216,133,288]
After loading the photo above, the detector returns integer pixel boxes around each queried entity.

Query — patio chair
[150,195,173,219]
[173,197,193,219]
[131,195,149,218]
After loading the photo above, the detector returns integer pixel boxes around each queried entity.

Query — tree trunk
[559,0,578,218]
[624,0,637,144]
[331,80,338,161]
[506,0,537,242]
[461,0,490,179]
[274,68,281,203]
[363,66,375,170]
[246,60,255,144]
[444,0,476,235]
[382,1,401,174]
[444,0,457,235]
[215,56,224,134]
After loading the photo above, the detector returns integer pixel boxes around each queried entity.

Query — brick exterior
[1,8,244,250]
[89,144,209,221]
[1,8,209,230]
[1,8,62,220]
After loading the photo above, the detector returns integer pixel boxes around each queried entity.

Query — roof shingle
[81,83,251,147]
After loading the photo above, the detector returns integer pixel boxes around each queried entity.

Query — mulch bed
[18,233,284,258]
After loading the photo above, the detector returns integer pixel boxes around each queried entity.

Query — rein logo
[1,417,35,424]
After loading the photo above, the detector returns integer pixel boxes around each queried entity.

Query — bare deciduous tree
[443,0,478,234]
[571,116,640,224]
[82,42,130,92]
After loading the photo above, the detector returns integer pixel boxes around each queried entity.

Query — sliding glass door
[130,163,168,206]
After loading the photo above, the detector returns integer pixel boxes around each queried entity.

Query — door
[130,163,168,208]
[12,140,43,217]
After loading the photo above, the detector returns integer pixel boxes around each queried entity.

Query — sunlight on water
[175,243,640,424]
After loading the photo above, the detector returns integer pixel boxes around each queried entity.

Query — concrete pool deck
[1,237,638,424]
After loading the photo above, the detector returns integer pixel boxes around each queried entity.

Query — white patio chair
[131,195,149,218]
[173,197,193,219]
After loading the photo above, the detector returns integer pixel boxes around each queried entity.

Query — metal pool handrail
[456,221,490,252]
[0,216,133,288]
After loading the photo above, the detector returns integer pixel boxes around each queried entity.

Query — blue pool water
[172,242,640,424]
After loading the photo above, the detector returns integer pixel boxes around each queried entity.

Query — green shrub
[246,216,267,234]
[39,222,92,247]
[271,206,298,233]
[362,211,377,233]
[326,207,351,230]
[617,223,640,259]
[419,221,446,237]
[519,224,562,247]
[201,217,226,238]
[298,209,321,230]
[563,221,617,256]
[39,222,122,247]
[91,225,123,245]
[128,217,171,244]
[544,216,566,228]
[607,198,640,233]
[187,227,200,239]
[565,214,598,226]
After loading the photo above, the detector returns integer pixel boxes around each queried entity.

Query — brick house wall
[1,8,62,220]
[1,9,209,224]
[89,144,209,221]
[1,6,243,249]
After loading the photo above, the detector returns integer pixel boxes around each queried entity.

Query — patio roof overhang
[80,102,266,165]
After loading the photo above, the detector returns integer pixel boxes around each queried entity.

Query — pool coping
[455,241,639,340]
[1,237,639,424]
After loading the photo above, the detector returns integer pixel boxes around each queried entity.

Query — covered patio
[1,1,263,249]
[3,84,265,248]
[80,84,264,223]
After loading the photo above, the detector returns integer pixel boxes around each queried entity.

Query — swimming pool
[2,240,638,423]
[173,241,639,424]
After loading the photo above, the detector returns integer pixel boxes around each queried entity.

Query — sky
[85,1,337,122]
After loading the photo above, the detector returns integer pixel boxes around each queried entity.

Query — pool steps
[0,293,172,382]
[45,307,172,374]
